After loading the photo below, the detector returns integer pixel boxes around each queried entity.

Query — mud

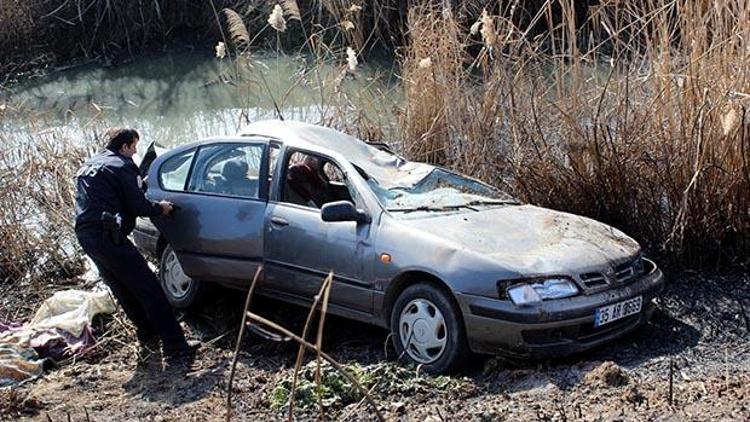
[2,268,749,421]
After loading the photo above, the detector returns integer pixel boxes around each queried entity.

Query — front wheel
[390,283,469,374]
[159,244,205,309]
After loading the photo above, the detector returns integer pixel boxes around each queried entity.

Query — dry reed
[398,1,750,265]
[0,130,93,287]
[2,0,748,283]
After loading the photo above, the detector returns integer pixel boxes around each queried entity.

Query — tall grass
[1,0,748,277]
[398,1,750,265]
[0,124,93,286]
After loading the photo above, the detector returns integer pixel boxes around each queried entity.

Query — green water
[1,50,401,150]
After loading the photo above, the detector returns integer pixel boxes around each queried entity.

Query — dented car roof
[238,120,435,189]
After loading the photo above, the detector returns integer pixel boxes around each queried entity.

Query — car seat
[221,158,257,197]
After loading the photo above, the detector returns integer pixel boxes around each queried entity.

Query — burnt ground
[1,267,749,421]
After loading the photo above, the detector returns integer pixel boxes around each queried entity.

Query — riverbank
[2,267,748,420]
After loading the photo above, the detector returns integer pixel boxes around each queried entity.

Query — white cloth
[28,289,116,337]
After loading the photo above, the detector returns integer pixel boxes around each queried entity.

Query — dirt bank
[1,268,748,421]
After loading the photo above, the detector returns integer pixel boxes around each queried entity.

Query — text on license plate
[594,296,642,327]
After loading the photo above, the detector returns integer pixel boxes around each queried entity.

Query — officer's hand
[159,200,174,216]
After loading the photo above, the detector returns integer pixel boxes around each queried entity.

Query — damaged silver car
[133,120,664,373]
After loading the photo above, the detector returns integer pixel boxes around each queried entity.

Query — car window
[187,144,263,199]
[159,149,196,191]
[323,161,345,182]
[282,151,354,209]
[370,168,518,214]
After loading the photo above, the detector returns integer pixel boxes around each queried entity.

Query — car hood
[402,205,640,275]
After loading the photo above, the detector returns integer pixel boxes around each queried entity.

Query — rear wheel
[390,283,469,373]
[159,244,205,309]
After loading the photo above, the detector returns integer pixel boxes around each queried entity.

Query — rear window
[159,149,196,191]
[187,144,264,199]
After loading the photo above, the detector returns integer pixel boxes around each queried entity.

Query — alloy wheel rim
[163,249,192,299]
[398,298,447,364]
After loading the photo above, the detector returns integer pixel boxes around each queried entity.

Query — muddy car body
[134,120,664,373]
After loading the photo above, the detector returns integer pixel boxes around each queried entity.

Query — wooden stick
[226,266,264,422]
[288,273,333,420]
[668,357,674,406]
[245,311,385,422]
[315,272,334,421]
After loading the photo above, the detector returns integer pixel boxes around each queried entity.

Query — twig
[245,312,385,421]
[339,383,379,421]
[724,346,729,392]
[315,272,334,421]
[205,331,231,345]
[288,273,333,420]
[668,357,674,406]
[226,266,264,422]
[383,332,394,360]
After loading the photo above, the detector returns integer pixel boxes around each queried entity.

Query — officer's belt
[74,220,103,232]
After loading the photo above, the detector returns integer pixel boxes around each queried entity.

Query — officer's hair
[105,127,140,151]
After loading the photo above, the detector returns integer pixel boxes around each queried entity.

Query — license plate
[594,296,642,327]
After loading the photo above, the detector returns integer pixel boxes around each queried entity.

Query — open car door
[134,140,168,178]
[141,138,270,288]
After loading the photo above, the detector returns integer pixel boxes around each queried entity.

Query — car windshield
[366,167,518,213]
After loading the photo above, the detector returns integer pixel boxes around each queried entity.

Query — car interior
[282,151,354,208]
[191,145,261,198]
[214,158,257,197]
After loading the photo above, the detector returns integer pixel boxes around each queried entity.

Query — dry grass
[398,1,750,265]
[0,126,93,288]
[0,0,747,281]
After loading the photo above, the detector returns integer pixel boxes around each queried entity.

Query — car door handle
[270,217,289,227]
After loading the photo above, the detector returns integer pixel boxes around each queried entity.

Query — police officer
[74,127,197,363]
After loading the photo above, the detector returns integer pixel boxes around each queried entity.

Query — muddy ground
[1,267,749,421]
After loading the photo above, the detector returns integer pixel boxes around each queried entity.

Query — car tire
[159,244,205,309]
[390,283,469,374]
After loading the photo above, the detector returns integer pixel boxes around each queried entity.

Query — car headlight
[506,278,579,306]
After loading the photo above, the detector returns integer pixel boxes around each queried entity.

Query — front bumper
[456,259,665,358]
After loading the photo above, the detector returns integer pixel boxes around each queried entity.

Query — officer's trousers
[76,226,188,351]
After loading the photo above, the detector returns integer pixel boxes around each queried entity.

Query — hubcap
[163,249,192,299]
[398,298,447,364]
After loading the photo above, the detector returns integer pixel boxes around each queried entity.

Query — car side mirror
[321,201,371,224]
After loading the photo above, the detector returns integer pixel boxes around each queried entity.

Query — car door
[148,139,269,288]
[263,148,374,314]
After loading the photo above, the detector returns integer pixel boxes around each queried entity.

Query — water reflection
[1,50,399,150]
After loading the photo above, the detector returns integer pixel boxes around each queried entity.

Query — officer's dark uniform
[74,148,189,353]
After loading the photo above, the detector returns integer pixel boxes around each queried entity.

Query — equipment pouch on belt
[101,212,123,245]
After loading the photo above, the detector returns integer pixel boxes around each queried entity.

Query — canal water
[1,49,401,150]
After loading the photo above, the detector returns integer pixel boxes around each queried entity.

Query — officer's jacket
[74,148,162,235]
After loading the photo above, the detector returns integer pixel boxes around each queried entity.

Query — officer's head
[105,127,140,157]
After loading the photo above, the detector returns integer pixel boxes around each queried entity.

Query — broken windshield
[365,167,518,213]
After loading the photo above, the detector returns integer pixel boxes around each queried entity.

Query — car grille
[580,272,608,288]
[578,256,644,290]
[614,261,636,283]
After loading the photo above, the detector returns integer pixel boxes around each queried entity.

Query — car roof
[238,119,381,162]
[237,120,434,189]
